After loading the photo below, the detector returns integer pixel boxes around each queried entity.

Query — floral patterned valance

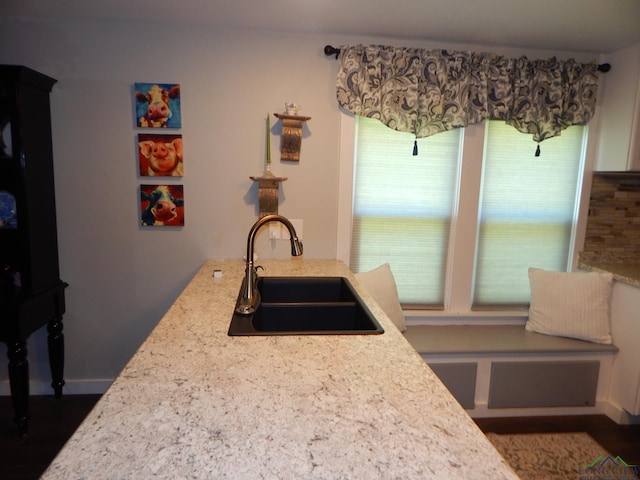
[336,44,599,149]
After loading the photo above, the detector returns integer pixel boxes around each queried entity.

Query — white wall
[0,18,349,393]
[0,15,605,393]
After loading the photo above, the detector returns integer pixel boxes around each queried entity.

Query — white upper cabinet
[629,76,640,171]
[595,43,640,172]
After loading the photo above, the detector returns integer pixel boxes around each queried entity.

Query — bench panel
[428,363,477,409]
[488,360,600,408]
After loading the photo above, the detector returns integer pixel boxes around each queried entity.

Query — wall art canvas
[138,133,183,177]
[140,184,184,226]
[134,82,181,128]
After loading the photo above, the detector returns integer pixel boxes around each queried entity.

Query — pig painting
[134,83,181,128]
[138,134,183,176]
[140,185,184,226]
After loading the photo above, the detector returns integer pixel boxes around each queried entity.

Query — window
[473,121,586,307]
[349,116,587,311]
[351,117,461,306]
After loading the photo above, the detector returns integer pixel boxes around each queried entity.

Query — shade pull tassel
[535,144,541,157]
[413,139,418,156]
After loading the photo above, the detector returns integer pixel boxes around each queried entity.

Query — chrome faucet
[235,214,303,315]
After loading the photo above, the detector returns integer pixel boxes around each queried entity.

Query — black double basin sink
[228,276,384,336]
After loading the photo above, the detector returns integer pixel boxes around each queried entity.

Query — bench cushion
[526,268,614,344]
[404,325,618,355]
[355,263,406,332]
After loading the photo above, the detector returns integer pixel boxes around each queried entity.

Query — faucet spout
[235,214,303,315]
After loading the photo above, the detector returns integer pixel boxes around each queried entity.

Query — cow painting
[140,185,184,226]
[138,134,184,176]
[134,83,181,128]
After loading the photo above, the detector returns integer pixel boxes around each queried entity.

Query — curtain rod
[323,45,611,73]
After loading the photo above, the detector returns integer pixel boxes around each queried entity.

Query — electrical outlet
[269,219,303,240]
[269,223,281,239]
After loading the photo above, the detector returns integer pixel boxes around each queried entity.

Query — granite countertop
[42,259,517,479]
[578,260,640,288]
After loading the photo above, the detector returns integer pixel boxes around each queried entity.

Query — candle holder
[250,173,287,218]
[251,114,287,217]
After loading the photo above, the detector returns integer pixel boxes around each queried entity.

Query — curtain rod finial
[324,45,341,58]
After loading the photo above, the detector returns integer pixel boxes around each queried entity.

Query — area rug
[486,432,638,479]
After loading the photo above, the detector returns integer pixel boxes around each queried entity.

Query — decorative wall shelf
[250,171,287,217]
[274,113,311,162]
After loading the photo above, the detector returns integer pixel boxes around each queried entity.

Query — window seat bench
[403,324,618,417]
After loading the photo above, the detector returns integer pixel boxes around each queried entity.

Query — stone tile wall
[581,173,640,263]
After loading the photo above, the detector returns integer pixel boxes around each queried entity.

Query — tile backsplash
[581,173,640,263]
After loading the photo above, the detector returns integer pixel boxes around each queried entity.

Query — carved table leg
[7,339,30,435]
[47,315,65,398]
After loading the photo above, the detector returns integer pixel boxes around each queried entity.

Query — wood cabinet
[0,65,66,434]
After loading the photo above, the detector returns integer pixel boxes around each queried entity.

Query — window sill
[404,310,528,326]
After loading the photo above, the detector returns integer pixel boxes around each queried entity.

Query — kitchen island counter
[42,259,516,479]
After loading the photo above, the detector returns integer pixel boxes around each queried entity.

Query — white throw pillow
[526,267,613,344]
[355,264,406,332]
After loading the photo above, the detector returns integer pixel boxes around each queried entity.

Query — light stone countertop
[42,259,517,479]
[578,261,640,288]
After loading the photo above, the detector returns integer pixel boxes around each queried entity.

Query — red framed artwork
[138,133,183,177]
[140,184,184,226]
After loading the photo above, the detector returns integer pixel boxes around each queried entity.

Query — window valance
[336,44,599,152]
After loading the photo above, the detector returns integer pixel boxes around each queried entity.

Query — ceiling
[2,0,640,54]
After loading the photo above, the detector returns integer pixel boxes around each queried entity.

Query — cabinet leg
[47,315,65,398]
[7,340,30,435]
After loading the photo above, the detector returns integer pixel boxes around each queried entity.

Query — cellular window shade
[351,116,461,306]
[473,121,585,307]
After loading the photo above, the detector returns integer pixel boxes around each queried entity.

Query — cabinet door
[0,66,59,295]
[0,92,22,294]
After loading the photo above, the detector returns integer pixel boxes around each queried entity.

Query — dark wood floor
[475,414,640,469]
[0,394,101,480]
[1,394,639,479]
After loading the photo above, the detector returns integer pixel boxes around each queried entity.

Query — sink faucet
[235,214,303,315]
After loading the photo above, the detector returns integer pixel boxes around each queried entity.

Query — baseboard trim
[466,400,640,425]
[467,401,607,419]
[604,400,640,425]
[0,379,111,396]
